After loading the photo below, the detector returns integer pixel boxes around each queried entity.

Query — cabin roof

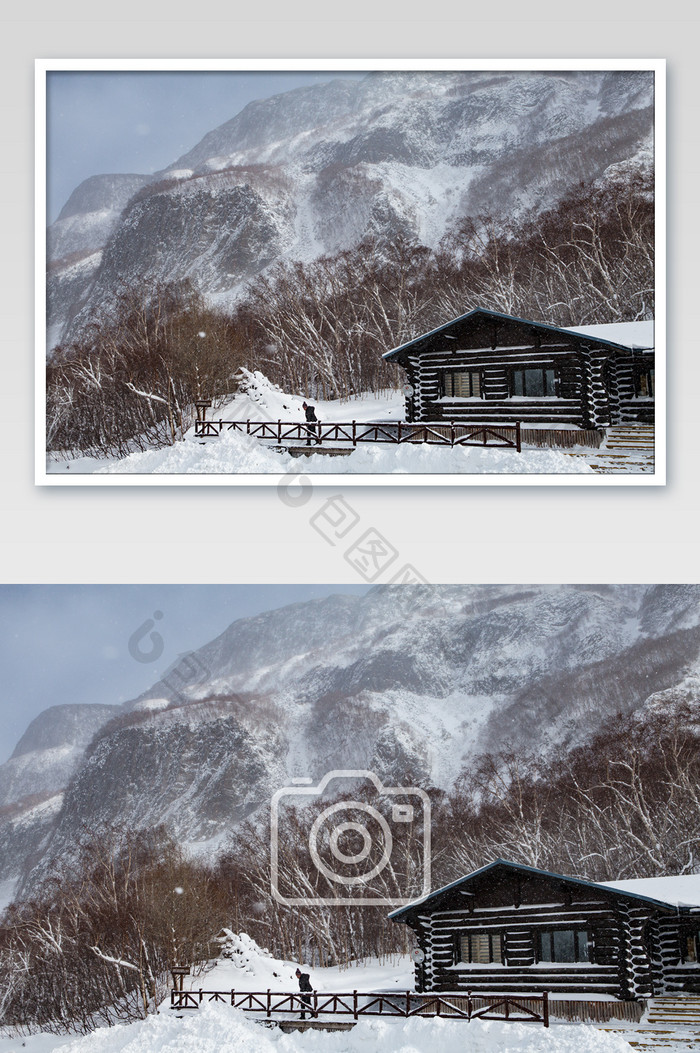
[383,308,654,364]
[388,858,691,922]
[603,873,700,910]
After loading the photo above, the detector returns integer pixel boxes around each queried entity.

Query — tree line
[211,701,698,969]
[47,173,654,458]
[0,827,230,1034]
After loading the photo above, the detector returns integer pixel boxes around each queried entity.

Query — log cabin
[383,308,655,433]
[389,860,700,1013]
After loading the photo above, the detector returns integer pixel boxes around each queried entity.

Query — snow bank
[212,931,291,987]
[89,430,593,476]
[16,1000,636,1053]
[215,369,406,426]
[201,934,414,996]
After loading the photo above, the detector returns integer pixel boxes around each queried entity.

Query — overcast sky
[45,69,361,223]
[0,585,371,764]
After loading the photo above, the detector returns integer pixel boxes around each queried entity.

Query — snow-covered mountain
[47,70,654,351]
[0,702,120,808]
[0,585,698,907]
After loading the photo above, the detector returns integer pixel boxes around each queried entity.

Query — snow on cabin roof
[601,874,700,909]
[388,859,694,921]
[564,320,654,350]
[383,309,655,360]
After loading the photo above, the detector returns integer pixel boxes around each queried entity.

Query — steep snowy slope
[47,70,654,349]
[0,703,120,807]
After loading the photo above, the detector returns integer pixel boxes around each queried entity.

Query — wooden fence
[194,419,522,451]
[170,988,548,1026]
[449,994,644,1025]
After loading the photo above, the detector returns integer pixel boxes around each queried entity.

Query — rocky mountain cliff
[46,70,654,351]
[0,584,697,907]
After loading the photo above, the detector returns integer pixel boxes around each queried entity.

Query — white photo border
[35,57,666,487]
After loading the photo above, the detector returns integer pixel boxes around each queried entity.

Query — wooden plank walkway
[275,446,354,458]
[276,1021,357,1032]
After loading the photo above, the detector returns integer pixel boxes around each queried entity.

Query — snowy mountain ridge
[1,584,696,908]
[47,69,654,350]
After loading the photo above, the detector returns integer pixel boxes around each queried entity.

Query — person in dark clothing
[295,966,314,1019]
[302,401,321,445]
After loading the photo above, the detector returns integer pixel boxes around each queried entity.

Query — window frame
[509,366,558,398]
[632,364,655,398]
[536,928,591,964]
[681,928,700,964]
[455,930,505,966]
[442,370,484,399]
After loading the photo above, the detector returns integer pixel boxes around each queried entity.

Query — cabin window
[538,929,590,963]
[443,371,483,398]
[633,366,655,397]
[457,932,503,965]
[682,931,700,963]
[510,367,557,397]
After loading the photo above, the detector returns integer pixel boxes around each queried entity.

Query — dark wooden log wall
[580,349,613,429]
[409,896,635,999]
[405,344,586,426]
[401,343,654,428]
[655,916,700,992]
[616,904,655,1000]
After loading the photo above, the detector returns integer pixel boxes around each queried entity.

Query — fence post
[231,989,235,1006]
[199,988,203,1004]
[267,989,271,1018]
[543,991,549,1028]
[313,990,318,1018]
[398,421,402,443]
[516,421,521,453]
[353,420,357,447]
[353,990,358,1020]
[406,990,411,1017]
[467,991,473,1019]
[277,421,281,444]
[450,421,455,446]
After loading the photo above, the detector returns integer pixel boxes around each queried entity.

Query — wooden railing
[194,419,521,451]
[170,988,548,1025]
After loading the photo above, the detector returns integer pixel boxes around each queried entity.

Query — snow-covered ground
[0,1001,639,1053]
[45,372,595,477]
[0,933,642,1053]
